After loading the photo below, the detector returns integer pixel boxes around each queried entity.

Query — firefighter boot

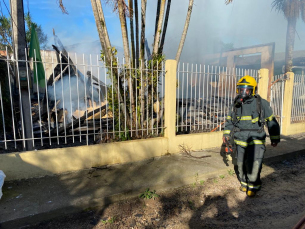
[239,186,247,192]
[247,190,256,197]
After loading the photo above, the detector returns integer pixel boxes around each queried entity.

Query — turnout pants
[235,144,265,192]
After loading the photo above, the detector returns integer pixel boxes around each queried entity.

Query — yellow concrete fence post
[281,72,295,135]
[164,60,177,151]
[258,68,269,100]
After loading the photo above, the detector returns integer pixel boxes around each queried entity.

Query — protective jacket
[223,95,280,147]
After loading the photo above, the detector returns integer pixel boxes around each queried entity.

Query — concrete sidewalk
[1,133,305,228]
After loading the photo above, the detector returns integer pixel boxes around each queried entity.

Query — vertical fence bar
[83,54,89,145]
[34,49,43,146]
[201,64,204,130]
[0,82,7,149]
[111,57,115,139]
[75,53,81,142]
[97,55,102,141]
[224,66,228,127]
[190,64,193,131]
[26,49,34,147]
[146,60,149,136]
[123,59,126,138]
[134,59,139,137]
[151,59,154,135]
[186,63,189,131]
[161,61,164,134]
[51,51,59,144]
[59,52,67,144]
[156,60,159,135]
[128,58,132,138]
[90,54,96,141]
[198,64,201,131]
[16,47,26,149]
[213,65,217,129]
[6,47,17,148]
[205,65,208,129]
[68,52,74,143]
[181,63,184,131]
[141,59,143,137]
[118,58,121,139]
[104,57,109,140]
[177,62,180,132]
[43,50,51,146]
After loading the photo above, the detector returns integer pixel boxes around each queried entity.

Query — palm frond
[272,0,300,19]
[271,0,285,12]
[57,0,68,14]
[225,0,233,5]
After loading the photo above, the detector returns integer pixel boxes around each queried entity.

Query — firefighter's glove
[222,136,230,144]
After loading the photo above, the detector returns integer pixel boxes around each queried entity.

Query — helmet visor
[237,85,253,97]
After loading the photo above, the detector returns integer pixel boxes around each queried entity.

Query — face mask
[234,94,243,106]
[237,87,253,100]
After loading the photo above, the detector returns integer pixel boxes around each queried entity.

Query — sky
[1,0,305,63]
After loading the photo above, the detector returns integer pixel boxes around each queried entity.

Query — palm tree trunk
[91,0,112,65]
[140,0,147,63]
[129,0,135,68]
[152,0,166,55]
[175,0,194,62]
[285,17,297,73]
[128,0,137,125]
[158,0,171,54]
[140,0,147,129]
[118,0,131,65]
[91,0,130,125]
[154,0,161,40]
[134,0,139,68]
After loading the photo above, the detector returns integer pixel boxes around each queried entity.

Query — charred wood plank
[51,105,107,135]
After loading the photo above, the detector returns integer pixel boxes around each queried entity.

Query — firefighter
[223,75,280,197]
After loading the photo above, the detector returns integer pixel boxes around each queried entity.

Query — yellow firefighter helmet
[236,75,257,97]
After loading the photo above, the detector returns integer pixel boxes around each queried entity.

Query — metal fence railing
[0,47,165,152]
[176,63,259,134]
[291,74,305,123]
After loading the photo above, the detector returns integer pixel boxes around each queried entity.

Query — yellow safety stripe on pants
[224,130,231,135]
[234,140,248,147]
[226,116,232,120]
[251,117,259,123]
[248,184,261,190]
[241,181,247,186]
[248,140,265,145]
[270,135,280,140]
[235,139,265,147]
[265,114,274,121]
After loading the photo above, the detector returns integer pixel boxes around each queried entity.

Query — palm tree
[272,0,305,73]
[175,0,194,62]
[117,0,131,65]
[128,0,136,68]
[134,0,139,67]
[152,0,166,55]
[158,0,172,54]
[140,0,147,64]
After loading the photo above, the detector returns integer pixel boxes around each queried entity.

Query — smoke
[47,74,104,123]
[145,0,305,63]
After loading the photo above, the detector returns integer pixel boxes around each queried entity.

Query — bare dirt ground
[26,155,305,229]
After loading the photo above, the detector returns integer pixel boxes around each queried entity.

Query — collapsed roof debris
[33,36,109,137]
